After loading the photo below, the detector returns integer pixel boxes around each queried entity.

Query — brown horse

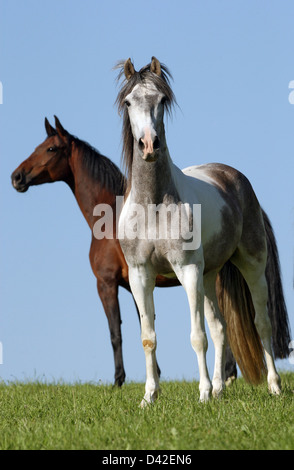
[11,116,180,385]
[11,116,290,387]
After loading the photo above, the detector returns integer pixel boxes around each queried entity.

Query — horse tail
[262,208,291,359]
[216,262,267,385]
[216,208,291,384]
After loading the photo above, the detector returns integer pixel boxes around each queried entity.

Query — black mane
[71,135,125,195]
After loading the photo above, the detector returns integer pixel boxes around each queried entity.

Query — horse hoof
[140,398,151,408]
[269,383,281,395]
[114,378,125,387]
[268,374,281,395]
[139,389,160,408]
[225,376,236,387]
[199,390,211,403]
[212,387,223,399]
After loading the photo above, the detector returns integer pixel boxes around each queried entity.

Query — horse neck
[68,145,116,229]
[130,133,177,205]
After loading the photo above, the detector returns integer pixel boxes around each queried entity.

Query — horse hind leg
[224,346,238,386]
[232,250,281,395]
[246,272,281,394]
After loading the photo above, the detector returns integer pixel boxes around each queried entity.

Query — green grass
[0,372,293,450]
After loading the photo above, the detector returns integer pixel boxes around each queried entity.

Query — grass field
[0,372,293,450]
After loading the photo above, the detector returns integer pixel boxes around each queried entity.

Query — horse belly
[201,203,242,273]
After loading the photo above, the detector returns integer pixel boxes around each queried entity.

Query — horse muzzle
[11,170,29,193]
[139,135,160,162]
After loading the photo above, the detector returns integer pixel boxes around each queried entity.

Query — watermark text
[93,197,201,250]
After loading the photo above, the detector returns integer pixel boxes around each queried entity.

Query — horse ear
[45,117,57,137]
[54,115,68,139]
[150,56,161,76]
[124,58,135,80]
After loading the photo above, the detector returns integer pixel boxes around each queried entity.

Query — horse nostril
[13,172,23,183]
[153,136,160,150]
[138,138,145,150]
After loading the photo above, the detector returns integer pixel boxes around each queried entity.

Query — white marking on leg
[204,272,226,398]
[173,262,212,402]
[128,265,160,407]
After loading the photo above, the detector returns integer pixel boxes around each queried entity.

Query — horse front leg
[173,262,212,402]
[132,296,161,379]
[204,271,227,398]
[97,278,126,387]
[128,265,159,407]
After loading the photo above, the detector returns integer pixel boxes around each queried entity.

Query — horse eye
[125,100,131,107]
[47,146,57,152]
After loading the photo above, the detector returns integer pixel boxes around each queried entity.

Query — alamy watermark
[93,196,201,250]
[289,80,294,104]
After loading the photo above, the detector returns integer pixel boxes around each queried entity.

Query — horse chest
[119,234,188,277]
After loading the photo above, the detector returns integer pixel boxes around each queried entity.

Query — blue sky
[0,0,293,385]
